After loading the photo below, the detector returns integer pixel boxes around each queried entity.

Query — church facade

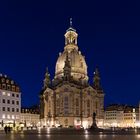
[40,21,104,128]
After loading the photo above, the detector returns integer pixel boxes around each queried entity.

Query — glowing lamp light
[12,115,15,119]
[7,115,10,119]
[83,121,88,129]
[84,129,89,139]
[85,129,88,134]
[47,128,50,134]
[2,114,5,119]
[135,121,140,128]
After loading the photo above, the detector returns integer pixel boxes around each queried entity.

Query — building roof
[21,105,40,114]
[106,104,138,112]
[0,74,20,92]
[21,106,39,114]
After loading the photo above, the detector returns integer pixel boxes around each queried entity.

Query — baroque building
[40,20,104,128]
[0,74,21,128]
[104,104,139,128]
[20,106,40,128]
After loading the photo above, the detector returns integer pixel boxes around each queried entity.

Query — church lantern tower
[64,18,78,51]
[55,18,88,83]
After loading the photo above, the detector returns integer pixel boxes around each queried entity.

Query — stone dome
[55,25,88,82]
[55,49,88,81]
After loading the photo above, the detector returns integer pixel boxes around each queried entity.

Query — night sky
[0,0,140,107]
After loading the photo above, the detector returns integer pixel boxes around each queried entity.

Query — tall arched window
[96,101,98,109]
[87,99,90,108]
[72,38,75,44]
[87,99,90,116]
[76,98,79,115]
[56,99,60,106]
[64,96,69,115]
[56,99,60,115]
[76,98,79,106]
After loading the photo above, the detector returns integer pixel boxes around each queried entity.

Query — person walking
[7,126,11,134]
[4,126,8,134]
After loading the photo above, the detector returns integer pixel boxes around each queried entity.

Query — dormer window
[6,80,9,84]
[7,85,11,90]
[2,84,6,89]
[1,78,5,83]
[12,86,15,91]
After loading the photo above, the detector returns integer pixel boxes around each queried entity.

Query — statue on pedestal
[90,112,98,130]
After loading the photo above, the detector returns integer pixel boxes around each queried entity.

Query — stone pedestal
[90,112,98,130]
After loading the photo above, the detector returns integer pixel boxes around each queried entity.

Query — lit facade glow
[20,108,40,127]
[12,115,15,119]
[0,74,21,128]
[104,104,140,128]
[2,114,5,119]
[40,20,104,128]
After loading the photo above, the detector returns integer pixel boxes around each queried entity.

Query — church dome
[55,49,88,80]
[55,20,88,82]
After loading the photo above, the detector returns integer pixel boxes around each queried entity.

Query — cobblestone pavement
[0,130,139,140]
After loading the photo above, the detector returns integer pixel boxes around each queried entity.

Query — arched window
[56,99,60,115]
[72,38,75,44]
[87,99,90,116]
[64,96,69,115]
[87,99,90,108]
[56,99,60,106]
[96,101,98,109]
[76,98,79,106]
[64,96,68,102]
[2,84,6,90]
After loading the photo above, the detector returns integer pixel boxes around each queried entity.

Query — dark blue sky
[0,0,140,107]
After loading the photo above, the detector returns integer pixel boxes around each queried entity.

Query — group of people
[4,126,12,134]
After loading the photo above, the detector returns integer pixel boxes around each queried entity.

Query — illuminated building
[40,19,104,128]
[0,74,21,128]
[20,107,40,127]
[104,104,139,128]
